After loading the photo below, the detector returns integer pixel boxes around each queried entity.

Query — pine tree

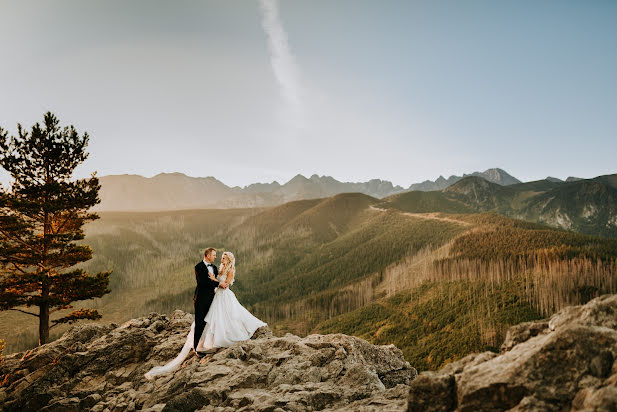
[0,112,111,345]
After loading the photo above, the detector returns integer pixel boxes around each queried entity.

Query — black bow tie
[206,263,213,267]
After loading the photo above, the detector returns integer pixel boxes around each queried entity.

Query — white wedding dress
[145,274,266,380]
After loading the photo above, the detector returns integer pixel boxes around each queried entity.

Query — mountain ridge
[444,174,617,237]
[408,168,521,191]
[96,168,523,211]
[96,172,404,211]
[375,173,617,238]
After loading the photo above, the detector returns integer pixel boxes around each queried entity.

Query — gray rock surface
[0,310,416,411]
[408,294,617,411]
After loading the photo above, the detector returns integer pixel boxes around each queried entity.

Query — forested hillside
[315,213,617,369]
[2,192,616,374]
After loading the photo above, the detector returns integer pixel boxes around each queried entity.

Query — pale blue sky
[1,0,615,187]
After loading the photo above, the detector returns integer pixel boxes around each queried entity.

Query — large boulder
[0,309,416,411]
[408,294,617,411]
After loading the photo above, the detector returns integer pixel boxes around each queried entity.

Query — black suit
[193,261,219,350]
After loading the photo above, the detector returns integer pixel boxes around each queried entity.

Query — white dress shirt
[203,259,215,275]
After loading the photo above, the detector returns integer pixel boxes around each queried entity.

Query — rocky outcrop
[0,310,416,411]
[408,294,617,411]
[7,295,617,412]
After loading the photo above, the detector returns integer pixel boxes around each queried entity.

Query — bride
[145,251,267,379]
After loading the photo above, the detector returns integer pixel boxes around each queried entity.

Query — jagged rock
[500,320,549,352]
[0,310,416,411]
[408,294,617,411]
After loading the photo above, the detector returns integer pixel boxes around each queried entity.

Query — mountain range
[95,168,558,211]
[95,172,405,211]
[380,173,617,238]
[408,168,522,191]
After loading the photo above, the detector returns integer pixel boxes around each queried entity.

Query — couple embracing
[145,248,266,379]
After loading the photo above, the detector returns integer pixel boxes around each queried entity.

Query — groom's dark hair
[204,247,216,257]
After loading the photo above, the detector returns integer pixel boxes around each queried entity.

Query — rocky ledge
[0,310,416,411]
[409,294,617,411]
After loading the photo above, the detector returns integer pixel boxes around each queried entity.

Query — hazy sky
[1,0,616,188]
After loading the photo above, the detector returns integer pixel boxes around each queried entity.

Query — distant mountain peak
[153,172,187,177]
[470,168,521,186]
[152,172,223,184]
[289,174,309,182]
[309,174,338,184]
[409,168,520,192]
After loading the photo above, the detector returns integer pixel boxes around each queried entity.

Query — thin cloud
[258,0,303,118]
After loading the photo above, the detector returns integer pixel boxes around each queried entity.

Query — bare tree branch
[9,308,39,317]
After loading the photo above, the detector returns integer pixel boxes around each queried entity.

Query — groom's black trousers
[193,263,219,350]
[193,291,215,350]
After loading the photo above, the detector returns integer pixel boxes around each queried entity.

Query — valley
[2,185,616,373]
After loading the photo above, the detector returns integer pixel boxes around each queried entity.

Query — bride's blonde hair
[219,251,236,284]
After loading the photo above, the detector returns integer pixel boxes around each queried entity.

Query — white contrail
[258,0,303,112]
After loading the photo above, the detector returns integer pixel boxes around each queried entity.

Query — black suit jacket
[193,261,219,304]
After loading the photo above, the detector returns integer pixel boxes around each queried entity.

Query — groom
[193,247,226,354]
